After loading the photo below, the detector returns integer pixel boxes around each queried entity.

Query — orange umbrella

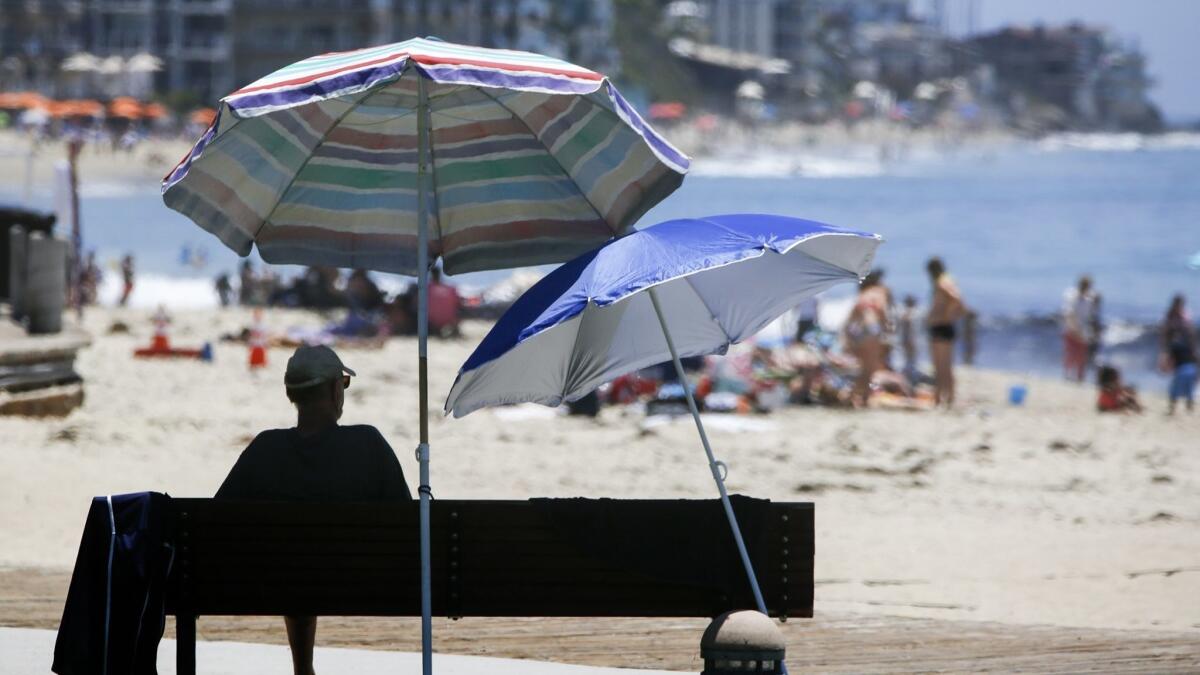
[0,91,50,110]
[109,97,143,119]
[188,107,217,126]
[142,102,167,119]
[50,99,105,118]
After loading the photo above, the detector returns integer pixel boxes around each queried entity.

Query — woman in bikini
[844,270,891,407]
[926,257,966,407]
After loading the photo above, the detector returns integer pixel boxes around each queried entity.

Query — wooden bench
[166,496,814,675]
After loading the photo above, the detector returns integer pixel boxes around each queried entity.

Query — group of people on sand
[844,257,967,409]
[74,252,135,307]
[843,265,1197,416]
[221,262,463,339]
[1062,275,1196,415]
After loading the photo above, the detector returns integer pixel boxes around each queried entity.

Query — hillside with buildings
[0,0,1164,135]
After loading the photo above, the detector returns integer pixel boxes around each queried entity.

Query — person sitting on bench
[216,344,411,675]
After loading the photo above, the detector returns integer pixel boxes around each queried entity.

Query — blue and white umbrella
[445,213,882,626]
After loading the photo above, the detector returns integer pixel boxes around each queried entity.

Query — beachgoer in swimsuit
[926,257,966,407]
[844,270,891,407]
[1062,276,1096,382]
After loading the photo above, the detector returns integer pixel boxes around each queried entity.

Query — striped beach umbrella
[160,36,689,675]
[162,37,688,275]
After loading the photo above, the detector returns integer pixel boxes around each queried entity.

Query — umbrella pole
[647,289,770,614]
[416,73,433,675]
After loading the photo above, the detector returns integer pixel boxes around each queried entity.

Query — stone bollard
[700,610,786,674]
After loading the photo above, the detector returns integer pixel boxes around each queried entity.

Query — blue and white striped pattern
[162,38,689,275]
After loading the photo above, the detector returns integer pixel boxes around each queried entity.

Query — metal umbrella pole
[647,287,787,673]
[415,73,434,675]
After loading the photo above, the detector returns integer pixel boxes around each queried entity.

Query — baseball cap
[284,344,356,390]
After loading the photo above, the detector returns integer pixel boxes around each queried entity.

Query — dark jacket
[53,492,175,675]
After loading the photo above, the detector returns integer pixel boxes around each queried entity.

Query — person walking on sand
[926,257,966,407]
[1161,294,1196,415]
[844,269,891,407]
[119,254,135,307]
[1087,293,1104,370]
[216,345,411,675]
[898,295,919,382]
[1062,276,1096,382]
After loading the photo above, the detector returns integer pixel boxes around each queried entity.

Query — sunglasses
[341,375,352,389]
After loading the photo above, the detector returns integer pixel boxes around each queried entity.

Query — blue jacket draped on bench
[53,492,175,675]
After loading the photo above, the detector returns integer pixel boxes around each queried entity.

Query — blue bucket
[1008,384,1027,406]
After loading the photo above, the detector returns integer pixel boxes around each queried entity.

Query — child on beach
[1096,366,1142,413]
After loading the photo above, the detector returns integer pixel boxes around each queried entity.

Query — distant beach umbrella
[445,213,882,645]
[60,53,101,73]
[49,99,104,118]
[160,36,688,675]
[0,91,48,109]
[141,102,167,120]
[125,52,163,73]
[186,107,216,126]
[98,55,124,76]
[108,97,143,119]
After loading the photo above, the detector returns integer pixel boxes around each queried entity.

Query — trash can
[8,225,26,319]
[26,233,67,335]
[0,204,56,303]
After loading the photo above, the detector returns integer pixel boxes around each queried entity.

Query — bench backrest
[167,497,813,619]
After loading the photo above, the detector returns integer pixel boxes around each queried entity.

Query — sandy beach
[1,305,1198,665]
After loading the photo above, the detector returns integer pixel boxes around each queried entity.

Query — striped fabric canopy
[162,37,690,275]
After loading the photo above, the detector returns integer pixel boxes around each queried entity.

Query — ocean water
[4,133,1198,390]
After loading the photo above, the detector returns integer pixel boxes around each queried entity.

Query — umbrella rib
[476,87,610,231]
[682,274,735,348]
[559,299,594,402]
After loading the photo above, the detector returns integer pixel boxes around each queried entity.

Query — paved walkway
[2,627,687,675]
[5,568,1198,673]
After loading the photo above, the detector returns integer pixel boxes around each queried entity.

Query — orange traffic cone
[248,310,267,369]
[151,306,171,351]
